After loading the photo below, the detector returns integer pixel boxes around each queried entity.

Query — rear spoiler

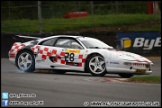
[15,35,41,39]
[13,35,41,42]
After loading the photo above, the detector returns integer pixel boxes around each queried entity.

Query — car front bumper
[105,60,153,75]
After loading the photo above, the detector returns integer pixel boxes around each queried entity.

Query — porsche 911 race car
[9,35,153,78]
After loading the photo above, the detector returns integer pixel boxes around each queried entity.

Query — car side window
[55,39,71,48]
[71,41,83,49]
[55,38,83,49]
[40,38,56,46]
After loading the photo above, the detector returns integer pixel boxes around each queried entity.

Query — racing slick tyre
[118,73,134,78]
[16,50,35,72]
[86,54,107,76]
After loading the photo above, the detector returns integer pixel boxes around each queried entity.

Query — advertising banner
[116,32,161,54]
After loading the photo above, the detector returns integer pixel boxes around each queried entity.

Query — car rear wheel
[86,54,106,76]
[16,50,35,72]
[118,73,134,78]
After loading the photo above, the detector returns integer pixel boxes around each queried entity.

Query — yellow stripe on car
[66,49,80,54]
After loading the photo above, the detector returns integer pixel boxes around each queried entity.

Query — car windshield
[79,37,113,49]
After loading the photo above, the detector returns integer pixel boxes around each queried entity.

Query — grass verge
[129,76,161,84]
[1,14,161,33]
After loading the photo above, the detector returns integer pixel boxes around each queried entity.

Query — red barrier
[64,12,89,18]
[147,2,153,14]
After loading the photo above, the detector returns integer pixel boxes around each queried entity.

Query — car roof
[48,35,82,38]
[39,35,83,41]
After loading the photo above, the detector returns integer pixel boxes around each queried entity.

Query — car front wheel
[16,50,35,72]
[86,54,107,76]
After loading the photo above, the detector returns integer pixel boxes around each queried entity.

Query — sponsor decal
[66,49,80,54]
[66,62,82,67]
[110,62,119,64]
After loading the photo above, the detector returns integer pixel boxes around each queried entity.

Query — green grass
[1,14,161,33]
[129,76,161,83]
[131,25,161,32]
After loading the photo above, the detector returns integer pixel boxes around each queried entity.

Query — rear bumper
[9,58,16,65]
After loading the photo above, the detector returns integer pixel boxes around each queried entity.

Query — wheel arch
[15,48,34,64]
[16,47,34,58]
[15,48,35,72]
[84,52,104,71]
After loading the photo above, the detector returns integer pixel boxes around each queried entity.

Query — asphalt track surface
[1,57,161,107]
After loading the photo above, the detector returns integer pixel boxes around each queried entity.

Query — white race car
[9,35,153,78]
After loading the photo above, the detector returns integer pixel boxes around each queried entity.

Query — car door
[48,37,86,71]
[35,37,58,69]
